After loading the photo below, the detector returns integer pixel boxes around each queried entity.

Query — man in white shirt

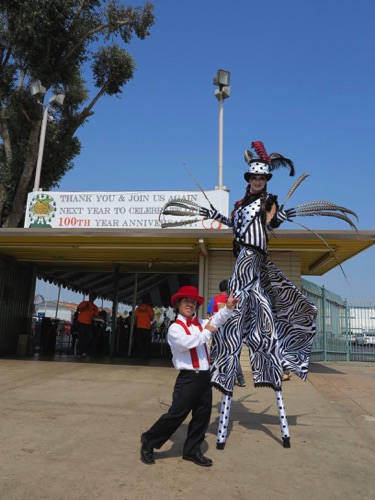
[140,285,238,467]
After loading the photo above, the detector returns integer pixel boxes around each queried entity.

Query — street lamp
[213,69,231,190]
[30,80,65,192]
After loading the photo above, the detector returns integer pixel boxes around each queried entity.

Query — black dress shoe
[140,433,155,465]
[182,451,213,467]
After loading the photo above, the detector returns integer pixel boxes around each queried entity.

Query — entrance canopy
[0,228,373,305]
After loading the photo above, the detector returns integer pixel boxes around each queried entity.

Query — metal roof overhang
[0,228,373,304]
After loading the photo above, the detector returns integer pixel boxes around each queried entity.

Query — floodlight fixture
[49,94,65,108]
[30,80,47,98]
[213,69,231,190]
[213,69,231,87]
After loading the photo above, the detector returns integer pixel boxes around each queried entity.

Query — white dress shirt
[168,306,234,371]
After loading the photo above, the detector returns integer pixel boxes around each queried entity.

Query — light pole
[213,69,231,190]
[30,80,65,192]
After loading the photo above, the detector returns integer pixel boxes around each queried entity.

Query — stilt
[216,394,232,449]
[275,390,291,448]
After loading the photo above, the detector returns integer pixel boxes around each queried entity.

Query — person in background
[117,315,125,329]
[76,292,99,358]
[282,370,292,381]
[206,280,228,318]
[140,285,239,467]
[70,311,79,354]
[98,309,107,321]
[134,298,154,358]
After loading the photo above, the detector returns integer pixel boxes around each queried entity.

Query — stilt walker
[160,140,358,448]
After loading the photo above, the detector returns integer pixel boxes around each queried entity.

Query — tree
[0,0,154,227]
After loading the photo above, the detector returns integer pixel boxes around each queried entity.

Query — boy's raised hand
[226,291,239,310]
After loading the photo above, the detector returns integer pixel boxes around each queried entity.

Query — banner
[24,190,229,229]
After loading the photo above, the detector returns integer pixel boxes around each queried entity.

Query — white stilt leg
[216,394,232,449]
[275,390,291,448]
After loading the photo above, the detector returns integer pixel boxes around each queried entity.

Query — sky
[37,0,375,304]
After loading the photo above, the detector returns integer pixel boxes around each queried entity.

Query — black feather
[269,154,295,176]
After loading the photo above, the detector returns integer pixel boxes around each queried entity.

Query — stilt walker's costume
[200,142,317,448]
[159,140,358,449]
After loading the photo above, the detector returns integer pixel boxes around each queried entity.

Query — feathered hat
[244,141,295,182]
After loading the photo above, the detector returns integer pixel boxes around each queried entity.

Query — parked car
[340,332,357,344]
[355,333,375,346]
[338,332,357,345]
[349,333,357,344]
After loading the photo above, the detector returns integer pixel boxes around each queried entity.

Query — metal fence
[301,279,375,362]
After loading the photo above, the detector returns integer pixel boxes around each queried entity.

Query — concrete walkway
[0,357,374,500]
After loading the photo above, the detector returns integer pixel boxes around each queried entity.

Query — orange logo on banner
[201,219,222,230]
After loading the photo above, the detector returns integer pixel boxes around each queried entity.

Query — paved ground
[0,356,374,500]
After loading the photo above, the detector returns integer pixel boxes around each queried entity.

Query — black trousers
[78,322,94,354]
[143,370,212,455]
[136,328,151,357]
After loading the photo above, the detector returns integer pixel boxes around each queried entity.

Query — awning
[0,228,373,305]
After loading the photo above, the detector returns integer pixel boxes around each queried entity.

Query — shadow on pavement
[308,362,346,374]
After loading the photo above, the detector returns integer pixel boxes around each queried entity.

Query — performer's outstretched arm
[198,205,233,228]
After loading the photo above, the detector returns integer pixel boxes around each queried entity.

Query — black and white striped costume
[206,192,317,395]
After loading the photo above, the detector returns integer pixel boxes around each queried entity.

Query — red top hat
[171,286,205,307]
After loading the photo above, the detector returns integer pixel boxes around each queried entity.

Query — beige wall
[207,251,236,306]
[207,249,301,296]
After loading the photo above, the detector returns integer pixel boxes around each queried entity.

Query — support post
[33,105,49,192]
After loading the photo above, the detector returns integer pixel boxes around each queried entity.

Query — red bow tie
[186,317,200,327]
